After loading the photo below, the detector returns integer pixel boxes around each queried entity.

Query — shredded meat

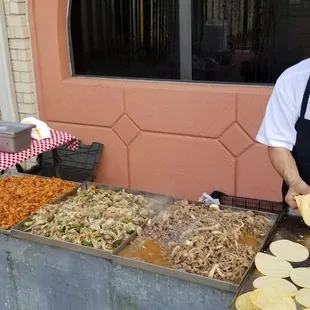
[133,200,271,284]
[24,187,154,251]
[0,176,76,230]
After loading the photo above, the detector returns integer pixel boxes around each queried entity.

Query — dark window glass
[69,0,180,80]
[69,0,310,84]
[192,0,310,84]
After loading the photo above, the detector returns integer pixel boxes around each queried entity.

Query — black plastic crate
[211,191,285,214]
[35,141,103,182]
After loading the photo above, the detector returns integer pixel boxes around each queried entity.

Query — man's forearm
[268,146,301,187]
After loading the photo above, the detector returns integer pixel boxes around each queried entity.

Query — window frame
[67,0,75,77]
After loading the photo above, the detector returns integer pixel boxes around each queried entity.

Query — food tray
[0,171,79,235]
[229,212,309,310]
[113,200,286,293]
[0,121,34,153]
[11,182,174,260]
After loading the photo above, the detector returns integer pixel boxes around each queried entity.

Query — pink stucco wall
[28,0,282,201]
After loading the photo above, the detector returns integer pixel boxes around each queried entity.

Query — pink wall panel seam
[235,93,239,122]
[236,141,255,158]
[111,113,126,128]
[111,127,127,147]
[135,130,231,140]
[234,158,239,196]
[218,122,236,140]
[218,138,237,158]
[46,120,116,129]
[126,113,142,131]
[122,88,126,113]
[127,146,131,188]
[237,121,257,142]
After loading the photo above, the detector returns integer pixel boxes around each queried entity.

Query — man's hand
[268,147,310,213]
[285,179,310,213]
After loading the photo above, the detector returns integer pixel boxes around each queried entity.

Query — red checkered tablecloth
[0,130,78,171]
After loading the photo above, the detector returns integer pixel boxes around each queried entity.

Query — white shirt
[256,58,310,151]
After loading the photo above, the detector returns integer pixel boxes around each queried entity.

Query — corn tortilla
[255,252,293,278]
[235,291,260,310]
[295,195,310,226]
[290,268,310,289]
[295,288,310,308]
[269,239,309,262]
[253,276,298,296]
[249,287,296,310]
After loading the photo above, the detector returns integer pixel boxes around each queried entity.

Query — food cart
[3,171,305,310]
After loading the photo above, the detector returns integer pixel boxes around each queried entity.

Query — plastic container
[34,141,103,182]
[0,121,35,153]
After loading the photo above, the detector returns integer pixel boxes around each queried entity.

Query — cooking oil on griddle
[119,240,172,268]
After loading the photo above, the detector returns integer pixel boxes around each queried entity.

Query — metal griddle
[7,179,287,293]
[230,212,310,310]
[113,202,286,293]
[0,171,79,235]
[11,182,173,260]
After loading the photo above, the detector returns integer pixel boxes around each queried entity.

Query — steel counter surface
[0,233,234,310]
[111,262,234,310]
[2,235,112,310]
[0,234,15,309]
[230,212,310,310]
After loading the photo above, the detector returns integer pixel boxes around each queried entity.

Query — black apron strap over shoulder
[300,75,310,119]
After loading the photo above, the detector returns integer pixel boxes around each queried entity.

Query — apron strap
[300,75,310,119]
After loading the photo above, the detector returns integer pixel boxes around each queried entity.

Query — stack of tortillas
[235,239,310,310]
[295,195,310,226]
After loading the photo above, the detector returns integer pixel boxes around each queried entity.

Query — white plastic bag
[21,117,51,141]
[198,192,220,205]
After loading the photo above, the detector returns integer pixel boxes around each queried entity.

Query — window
[69,0,180,80]
[69,0,310,84]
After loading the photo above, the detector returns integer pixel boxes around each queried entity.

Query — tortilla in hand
[295,195,310,226]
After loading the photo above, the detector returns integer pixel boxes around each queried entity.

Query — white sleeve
[256,82,298,151]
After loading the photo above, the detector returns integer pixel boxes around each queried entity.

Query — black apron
[282,75,310,200]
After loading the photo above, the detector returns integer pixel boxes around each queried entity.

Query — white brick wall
[2,0,38,122]
[0,0,38,169]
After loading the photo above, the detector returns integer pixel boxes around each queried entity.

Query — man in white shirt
[257,59,310,212]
